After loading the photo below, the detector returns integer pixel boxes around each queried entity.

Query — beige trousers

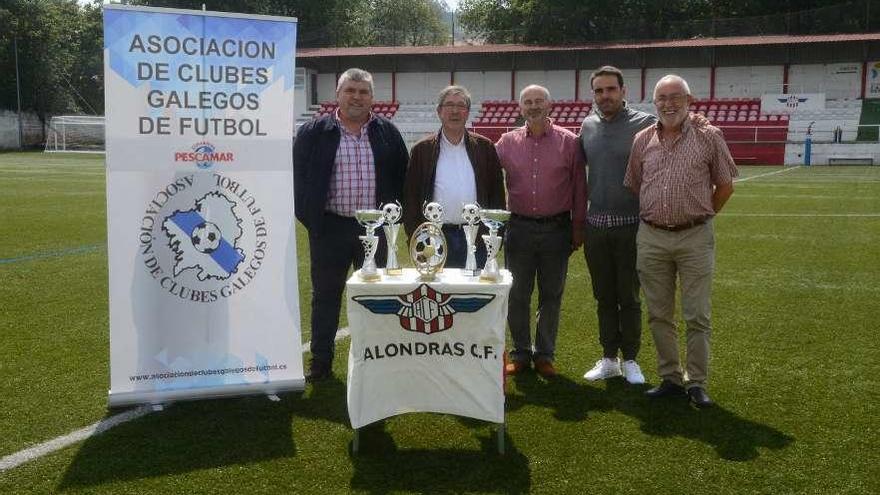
[636,220,715,389]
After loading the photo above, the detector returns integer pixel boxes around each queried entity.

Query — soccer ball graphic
[461,203,481,225]
[423,202,444,223]
[191,222,222,254]
[413,230,445,264]
[382,202,402,224]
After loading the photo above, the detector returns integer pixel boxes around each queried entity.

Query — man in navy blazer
[294,68,408,381]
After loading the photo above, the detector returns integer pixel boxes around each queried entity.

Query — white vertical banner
[104,5,303,406]
[867,62,880,98]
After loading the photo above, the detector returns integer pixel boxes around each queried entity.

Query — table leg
[352,428,360,455]
[497,422,505,454]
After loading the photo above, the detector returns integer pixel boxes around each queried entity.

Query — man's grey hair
[437,85,472,110]
[519,84,551,103]
[336,68,374,95]
[653,74,691,100]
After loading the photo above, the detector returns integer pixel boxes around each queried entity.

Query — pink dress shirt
[495,121,586,224]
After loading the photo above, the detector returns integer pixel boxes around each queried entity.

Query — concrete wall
[645,67,711,99]
[785,142,880,165]
[715,65,783,98]
[788,63,863,99]
[311,64,860,104]
[397,72,448,104]
[0,110,43,149]
[317,72,336,103]
[514,70,575,100]
[454,71,511,103]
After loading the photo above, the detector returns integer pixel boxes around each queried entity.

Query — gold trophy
[409,202,447,281]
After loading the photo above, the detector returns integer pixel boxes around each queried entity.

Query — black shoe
[645,380,686,398]
[687,387,714,408]
[306,360,332,382]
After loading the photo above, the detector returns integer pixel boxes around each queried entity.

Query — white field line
[0,327,351,472]
[734,166,800,183]
[722,213,880,217]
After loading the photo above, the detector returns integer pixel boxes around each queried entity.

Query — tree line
[2,0,878,123]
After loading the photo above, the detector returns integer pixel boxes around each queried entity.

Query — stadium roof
[298,32,880,59]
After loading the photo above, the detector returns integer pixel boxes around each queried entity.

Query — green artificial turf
[0,153,877,494]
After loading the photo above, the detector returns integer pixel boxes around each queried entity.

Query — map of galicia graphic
[162,191,245,281]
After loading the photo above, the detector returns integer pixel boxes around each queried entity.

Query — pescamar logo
[352,284,494,334]
[174,141,234,169]
[138,173,268,303]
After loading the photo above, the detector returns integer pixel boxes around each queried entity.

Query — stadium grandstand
[294,32,880,165]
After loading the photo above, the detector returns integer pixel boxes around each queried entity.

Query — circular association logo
[137,172,269,303]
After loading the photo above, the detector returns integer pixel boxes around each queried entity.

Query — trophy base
[358,270,382,282]
[384,267,403,276]
[479,272,501,283]
[461,268,481,277]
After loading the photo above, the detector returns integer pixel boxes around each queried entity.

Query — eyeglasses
[439,102,469,111]
[653,94,687,105]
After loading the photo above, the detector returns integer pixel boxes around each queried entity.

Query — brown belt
[642,217,708,232]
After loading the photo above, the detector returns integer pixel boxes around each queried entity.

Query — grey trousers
[584,223,641,361]
[636,220,715,389]
[505,216,572,364]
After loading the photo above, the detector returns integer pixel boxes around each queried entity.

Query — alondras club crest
[352,284,495,334]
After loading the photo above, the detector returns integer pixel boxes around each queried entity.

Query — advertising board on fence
[760,93,826,114]
[103,5,303,406]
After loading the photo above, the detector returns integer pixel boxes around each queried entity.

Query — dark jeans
[584,223,641,361]
[308,212,387,365]
[505,216,572,364]
[442,224,488,269]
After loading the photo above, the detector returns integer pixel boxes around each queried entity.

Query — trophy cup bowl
[355,209,385,282]
[381,202,403,276]
[478,209,510,282]
[461,204,482,277]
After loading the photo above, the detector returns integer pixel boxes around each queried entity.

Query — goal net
[44,115,105,153]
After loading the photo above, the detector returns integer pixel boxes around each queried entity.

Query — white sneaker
[583,358,622,381]
[621,360,646,384]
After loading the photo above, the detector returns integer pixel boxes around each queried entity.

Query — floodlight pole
[14,36,23,149]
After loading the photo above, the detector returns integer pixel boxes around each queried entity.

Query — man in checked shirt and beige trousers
[624,75,737,408]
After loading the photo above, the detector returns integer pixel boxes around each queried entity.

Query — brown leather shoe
[534,359,557,379]
[504,360,530,376]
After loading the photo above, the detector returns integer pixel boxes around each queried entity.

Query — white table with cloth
[346,268,512,452]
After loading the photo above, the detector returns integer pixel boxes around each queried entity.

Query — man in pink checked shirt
[495,84,587,379]
[625,75,737,408]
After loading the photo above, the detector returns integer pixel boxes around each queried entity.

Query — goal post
[44,115,105,153]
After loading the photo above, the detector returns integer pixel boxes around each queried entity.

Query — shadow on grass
[507,372,793,461]
[348,421,531,494]
[614,388,795,461]
[58,377,351,490]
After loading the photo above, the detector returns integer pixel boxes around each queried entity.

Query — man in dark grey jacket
[580,66,656,385]
[294,68,408,381]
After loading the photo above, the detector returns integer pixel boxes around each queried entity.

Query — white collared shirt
[434,132,477,224]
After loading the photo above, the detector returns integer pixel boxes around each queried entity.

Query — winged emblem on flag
[352,283,495,334]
